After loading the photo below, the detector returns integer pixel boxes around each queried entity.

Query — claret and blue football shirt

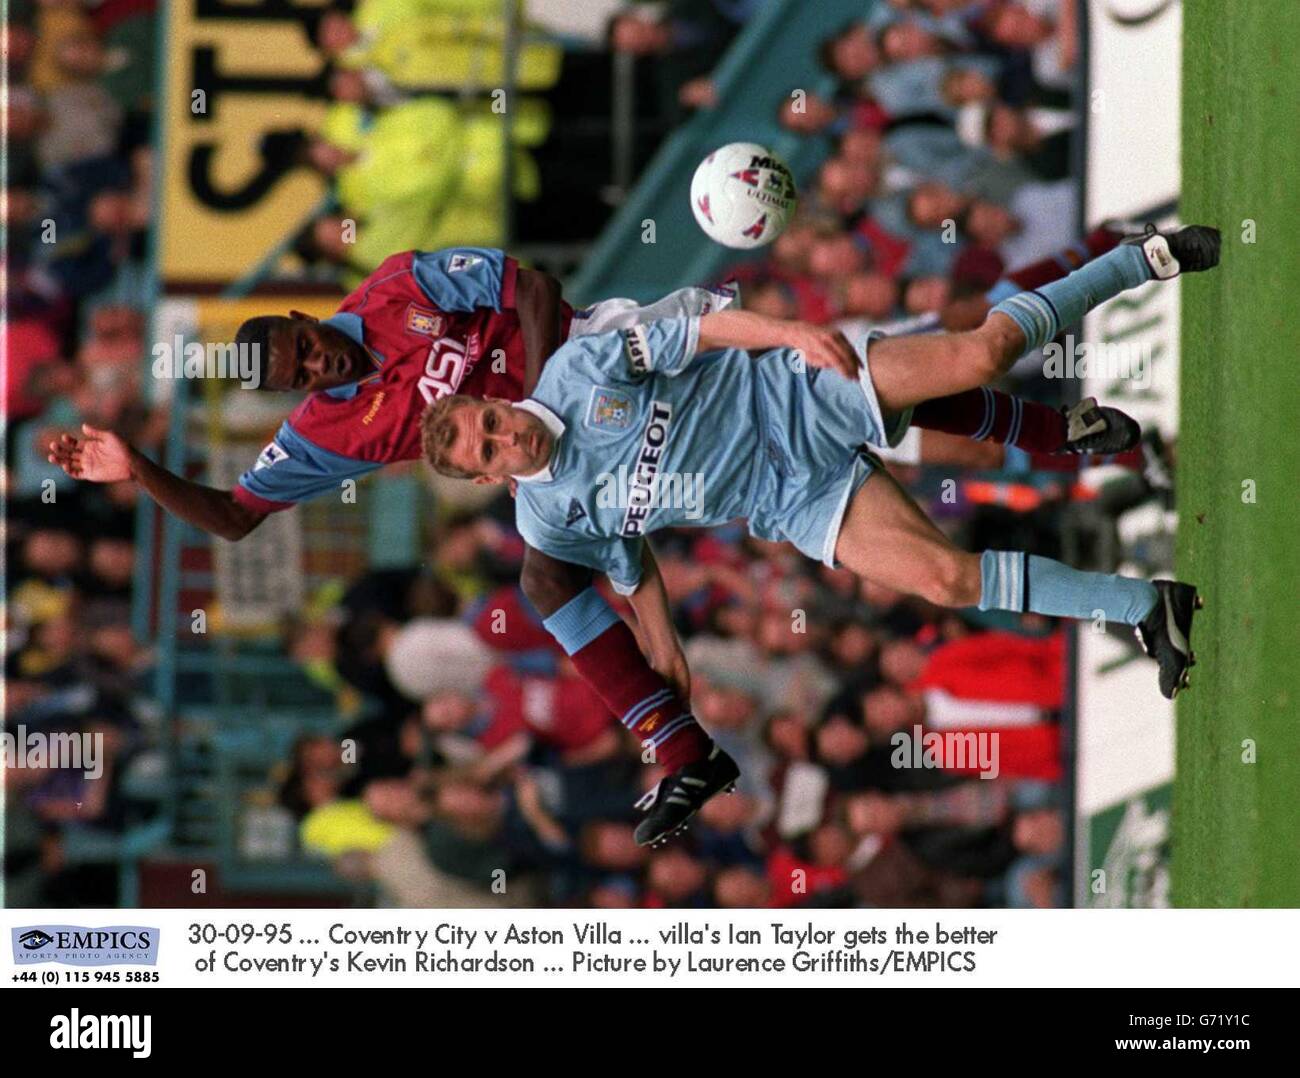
[234,247,572,513]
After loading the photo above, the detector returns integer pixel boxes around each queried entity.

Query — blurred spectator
[607,1,753,124]
[317,3,563,96]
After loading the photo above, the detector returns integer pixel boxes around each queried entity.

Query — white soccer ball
[689,142,797,250]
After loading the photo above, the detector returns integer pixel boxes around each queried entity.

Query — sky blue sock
[992,245,1153,352]
[979,550,1158,626]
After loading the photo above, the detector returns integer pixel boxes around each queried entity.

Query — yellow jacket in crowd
[344,0,563,93]
[320,96,552,285]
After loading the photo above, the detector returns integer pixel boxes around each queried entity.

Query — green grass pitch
[1174,1,1300,906]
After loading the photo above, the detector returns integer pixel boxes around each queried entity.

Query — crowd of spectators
[288,0,753,286]
[289,0,568,286]
[5,0,164,906]
[287,512,1075,909]
[748,0,1080,340]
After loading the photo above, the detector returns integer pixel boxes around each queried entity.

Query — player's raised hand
[47,425,133,483]
[794,325,860,381]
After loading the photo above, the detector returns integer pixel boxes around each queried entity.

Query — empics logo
[12,926,160,967]
[50,1011,152,1059]
[18,929,54,951]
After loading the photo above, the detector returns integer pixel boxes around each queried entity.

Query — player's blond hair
[420,396,485,480]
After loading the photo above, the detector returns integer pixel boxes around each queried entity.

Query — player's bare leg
[832,467,1201,699]
[914,430,1006,470]
[833,467,983,607]
[866,313,1025,414]
[863,225,1222,416]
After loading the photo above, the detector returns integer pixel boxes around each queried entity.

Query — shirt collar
[320,313,383,400]
[511,399,565,484]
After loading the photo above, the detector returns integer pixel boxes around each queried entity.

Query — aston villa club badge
[406,305,445,337]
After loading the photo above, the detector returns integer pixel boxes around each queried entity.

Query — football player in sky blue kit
[423,225,1220,847]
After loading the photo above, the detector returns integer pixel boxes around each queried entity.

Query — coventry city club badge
[586,387,634,432]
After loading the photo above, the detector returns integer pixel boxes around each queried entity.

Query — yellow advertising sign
[191,294,339,339]
[160,0,333,285]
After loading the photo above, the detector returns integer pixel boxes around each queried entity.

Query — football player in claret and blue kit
[49,246,740,533]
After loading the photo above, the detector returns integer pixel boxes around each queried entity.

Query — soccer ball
[689,142,797,250]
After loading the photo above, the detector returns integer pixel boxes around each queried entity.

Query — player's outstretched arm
[625,545,691,704]
[48,425,267,542]
[696,309,859,379]
[523,545,714,780]
[521,543,686,693]
[520,545,595,617]
[514,267,564,395]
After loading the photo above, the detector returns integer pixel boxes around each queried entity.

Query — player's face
[264,318,371,392]
[445,400,553,482]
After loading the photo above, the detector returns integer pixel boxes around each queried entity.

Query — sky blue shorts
[747,331,910,567]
